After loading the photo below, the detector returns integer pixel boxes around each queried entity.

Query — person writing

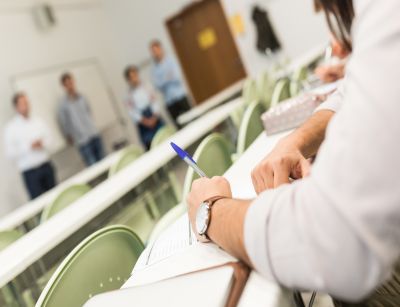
[58,73,104,166]
[4,93,56,200]
[124,65,164,150]
[187,0,400,304]
[150,40,191,128]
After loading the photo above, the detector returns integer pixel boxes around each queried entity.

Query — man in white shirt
[4,93,56,200]
[124,65,164,150]
[187,0,400,303]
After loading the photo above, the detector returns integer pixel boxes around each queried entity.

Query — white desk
[0,98,243,289]
[90,131,291,306]
[0,146,122,232]
[177,79,245,126]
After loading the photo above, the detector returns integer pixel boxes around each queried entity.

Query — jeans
[22,162,56,200]
[167,96,191,128]
[79,136,105,166]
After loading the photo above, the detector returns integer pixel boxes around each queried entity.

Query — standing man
[4,93,56,200]
[124,65,164,150]
[150,40,191,128]
[58,73,104,166]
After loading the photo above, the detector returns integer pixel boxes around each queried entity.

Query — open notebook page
[134,214,196,270]
[124,214,236,288]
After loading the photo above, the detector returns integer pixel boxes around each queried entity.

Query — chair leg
[143,192,160,220]
[167,171,182,203]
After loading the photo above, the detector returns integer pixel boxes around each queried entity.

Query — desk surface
[177,79,245,126]
[112,131,291,306]
[0,98,243,288]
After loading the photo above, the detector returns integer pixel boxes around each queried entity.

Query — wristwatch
[195,196,226,243]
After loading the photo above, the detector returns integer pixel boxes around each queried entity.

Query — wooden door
[167,0,247,104]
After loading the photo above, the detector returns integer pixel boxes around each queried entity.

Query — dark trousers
[167,96,191,128]
[138,120,164,151]
[79,136,105,166]
[22,162,56,200]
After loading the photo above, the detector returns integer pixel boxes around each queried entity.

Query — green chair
[36,225,144,307]
[41,184,91,223]
[147,203,186,244]
[229,104,246,130]
[236,102,265,157]
[290,66,309,97]
[182,133,234,198]
[107,197,158,243]
[149,134,234,243]
[108,145,144,177]
[242,79,258,106]
[150,126,182,203]
[108,144,159,238]
[292,65,309,83]
[257,71,276,110]
[0,230,25,307]
[0,230,23,251]
[270,78,291,108]
[150,126,177,149]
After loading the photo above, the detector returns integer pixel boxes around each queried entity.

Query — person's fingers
[252,167,269,194]
[272,162,291,188]
[300,158,312,178]
[251,169,263,194]
[261,164,274,190]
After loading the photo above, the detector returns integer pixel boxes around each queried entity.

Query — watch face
[196,202,210,235]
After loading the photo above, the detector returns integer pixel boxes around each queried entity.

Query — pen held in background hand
[170,142,207,178]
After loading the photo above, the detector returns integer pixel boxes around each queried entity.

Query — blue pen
[170,142,207,178]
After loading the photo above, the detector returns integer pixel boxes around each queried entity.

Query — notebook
[85,265,249,307]
[124,214,238,288]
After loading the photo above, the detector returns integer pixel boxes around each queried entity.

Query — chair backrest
[41,184,91,223]
[0,230,23,252]
[257,71,276,110]
[292,65,309,83]
[270,78,291,108]
[108,145,144,177]
[36,225,144,307]
[150,126,177,150]
[229,104,246,129]
[236,102,265,155]
[242,79,258,106]
[182,133,233,199]
[290,66,309,97]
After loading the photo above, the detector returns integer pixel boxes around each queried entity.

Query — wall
[0,0,329,217]
[0,0,131,216]
[101,0,329,80]
[221,0,330,76]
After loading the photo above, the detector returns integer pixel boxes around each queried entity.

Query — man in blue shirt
[57,73,105,166]
[150,40,191,128]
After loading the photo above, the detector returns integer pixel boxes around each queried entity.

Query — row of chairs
[0,126,182,306]
[0,72,278,306]
[33,92,271,306]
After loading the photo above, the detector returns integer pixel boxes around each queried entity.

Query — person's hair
[124,65,138,81]
[319,0,354,52]
[150,39,162,48]
[314,0,322,12]
[12,92,26,108]
[60,72,73,85]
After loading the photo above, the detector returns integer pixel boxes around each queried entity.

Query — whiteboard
[13,60,119,153]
